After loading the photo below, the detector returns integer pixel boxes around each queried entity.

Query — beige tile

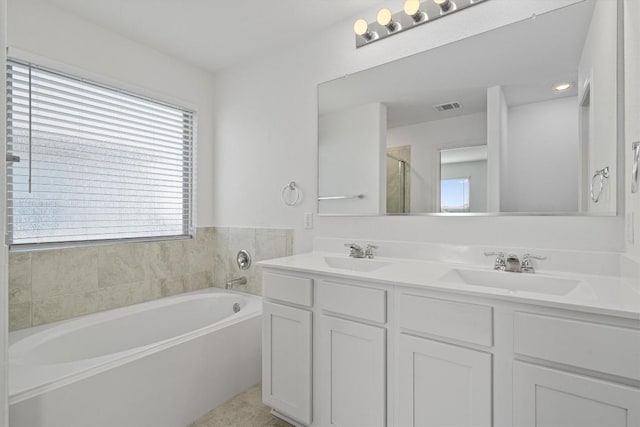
[255,229,288,262]
[194,399,257,427]
[32,292,99,326]
[150,275,189,299]
[285,230,294,256]
[188,270,213,291]
[31,248,98,299]
[9,302,31,331]
[98,243,146,288]
[189,227,215,274]
[236,383,264,408]
[212,227,230,288]
[96,281,150,312]
[146,240,190,280]
[227,228,256,259]
[9,252,31,304]
[189,382,294,427]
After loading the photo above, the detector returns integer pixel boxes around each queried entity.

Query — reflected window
[441,178,470,213]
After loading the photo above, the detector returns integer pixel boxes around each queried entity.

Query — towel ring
[281,181,301,206]
[590,166,609,203]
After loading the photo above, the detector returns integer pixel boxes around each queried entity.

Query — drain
[233,303,241,313]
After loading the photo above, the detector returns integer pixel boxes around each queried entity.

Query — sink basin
[439,268,581,296]
[324,256,390,272]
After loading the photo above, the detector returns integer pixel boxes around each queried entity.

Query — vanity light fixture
[354,0,487,48]
[377,8,400,32]
[404,0,426,23]
[553,82,573,92]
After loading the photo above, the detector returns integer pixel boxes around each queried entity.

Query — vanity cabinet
[513,362,640,426]
[262,273,314,426]
[317,315,386,427]
[397,334,492,427]
[316,279,388,427]
[261,267,640,427]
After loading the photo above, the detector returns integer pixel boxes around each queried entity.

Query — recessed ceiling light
[553,83,573,92]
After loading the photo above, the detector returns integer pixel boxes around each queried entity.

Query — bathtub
[9,287,262,427]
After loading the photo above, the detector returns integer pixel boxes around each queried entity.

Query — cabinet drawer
[514,312,640,381]
[318,281,387,324]
[398,293,493,347]
[263,272,313,307]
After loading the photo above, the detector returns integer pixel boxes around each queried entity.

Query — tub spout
[226,276,247,289]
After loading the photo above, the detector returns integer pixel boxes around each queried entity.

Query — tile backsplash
[9,226,293,331]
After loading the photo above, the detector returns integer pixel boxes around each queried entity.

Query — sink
[439,268,581,296]
[324,256,390,272]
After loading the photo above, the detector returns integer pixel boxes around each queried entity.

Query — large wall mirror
[318,0,620,216]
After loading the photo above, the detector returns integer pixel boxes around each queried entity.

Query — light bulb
[376,8,398,32]
[377,8,393,26]
[404,0,420,15]
[404,0,425,22]
[353,19,369,36]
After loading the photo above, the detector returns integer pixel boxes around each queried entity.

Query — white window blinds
[6,59,195,248]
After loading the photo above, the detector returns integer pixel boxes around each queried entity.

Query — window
[6,59,195,248]
[440,178,470,213]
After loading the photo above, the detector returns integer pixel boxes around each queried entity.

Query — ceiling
[319,0,594,128]
[44,0,388,72]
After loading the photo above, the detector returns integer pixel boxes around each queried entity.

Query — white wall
[624,0,640,263]
[319,103,386,214]
[578,0,618,214]
[502,97,579,213]
[387,113,486,213]
[212,0,623,253]
[486,86,508,212]
[0,0,7,423]
[7,0,217,227]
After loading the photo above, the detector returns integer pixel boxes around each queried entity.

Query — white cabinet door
[514,362,640,427]
[397,333,492,427]
[318,315,386,427]
[263,301,312,426]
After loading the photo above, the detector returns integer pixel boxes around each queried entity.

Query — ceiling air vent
[433,101,462,112]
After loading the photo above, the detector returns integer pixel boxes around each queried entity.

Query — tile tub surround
[8,227,293,331]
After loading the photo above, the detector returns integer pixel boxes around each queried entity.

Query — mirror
[318,0,619,216]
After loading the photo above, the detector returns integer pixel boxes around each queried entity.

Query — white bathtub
[9,287,262,427]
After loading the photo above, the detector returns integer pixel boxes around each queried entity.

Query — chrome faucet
[226,276,247,289]
[485,252,546,273]
[505,254,522,273]
[345,243,365,258]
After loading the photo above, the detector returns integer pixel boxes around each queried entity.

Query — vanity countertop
[259,252,640,321]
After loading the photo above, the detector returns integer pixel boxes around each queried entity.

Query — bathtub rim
[9,287,262,404]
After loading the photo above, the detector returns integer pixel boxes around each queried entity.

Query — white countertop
[259,252,640,320]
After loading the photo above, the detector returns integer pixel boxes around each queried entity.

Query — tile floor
[189,383,295,427]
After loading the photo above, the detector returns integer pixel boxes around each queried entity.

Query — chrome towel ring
[590,166,609,203]
[281,181,301,206]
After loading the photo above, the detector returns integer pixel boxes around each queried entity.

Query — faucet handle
[521,254,547,273]
[345,243,362,249]
[523,254,547,261]
[484,251,506,271]
[364,244,377,259]
[484,251,504,257]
